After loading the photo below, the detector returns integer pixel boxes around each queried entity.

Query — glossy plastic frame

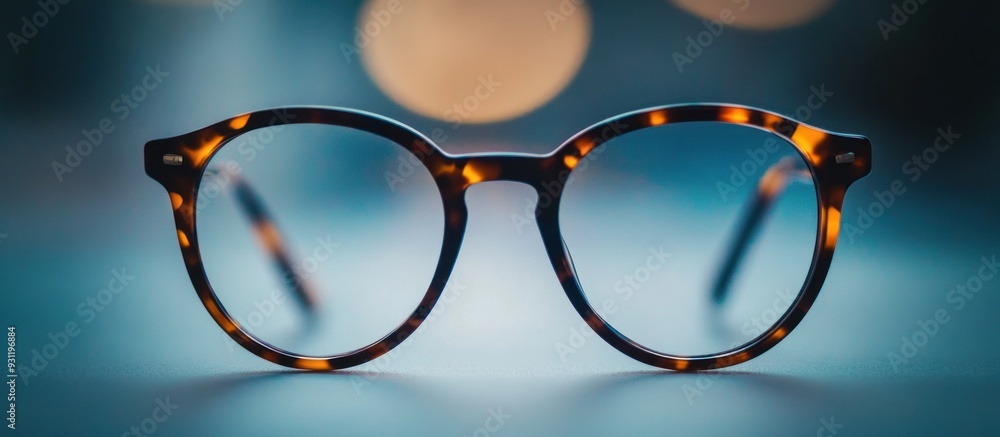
[145,104,872,371]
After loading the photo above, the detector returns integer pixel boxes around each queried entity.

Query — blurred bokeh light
[670,0,834,30]
[358,0,591,123]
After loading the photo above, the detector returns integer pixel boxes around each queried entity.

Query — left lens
[196,122,444,357]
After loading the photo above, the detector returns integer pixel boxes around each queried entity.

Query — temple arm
[206,169,319,314]
[710,157,809,305]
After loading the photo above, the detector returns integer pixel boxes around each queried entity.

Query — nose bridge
[458,154,551,187]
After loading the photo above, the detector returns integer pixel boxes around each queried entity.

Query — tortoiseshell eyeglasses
[145,104,871,371]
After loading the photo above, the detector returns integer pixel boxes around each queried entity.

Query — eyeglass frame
[144,103,872,371]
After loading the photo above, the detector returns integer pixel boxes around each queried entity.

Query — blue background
[1,0,998,435]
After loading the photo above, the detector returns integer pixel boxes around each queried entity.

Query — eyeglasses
[144,104,871,371]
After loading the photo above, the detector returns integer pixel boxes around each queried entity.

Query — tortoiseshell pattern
[145,104,872,371]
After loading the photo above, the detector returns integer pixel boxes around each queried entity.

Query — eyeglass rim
[144,103,872,371]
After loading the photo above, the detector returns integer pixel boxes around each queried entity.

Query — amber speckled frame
[145,103,872,371]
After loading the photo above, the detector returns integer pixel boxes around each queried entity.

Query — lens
[196,122,444,357]
[559,122,818,356]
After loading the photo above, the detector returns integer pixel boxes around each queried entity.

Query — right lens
[559,121,819,356]
[196,122,444,357]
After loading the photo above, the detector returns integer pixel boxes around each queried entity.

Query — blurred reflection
[670,0,834,30]
[560,122,817,356]
[358,0,591,123]
[198,124,444,356]
[711,156,811,305]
